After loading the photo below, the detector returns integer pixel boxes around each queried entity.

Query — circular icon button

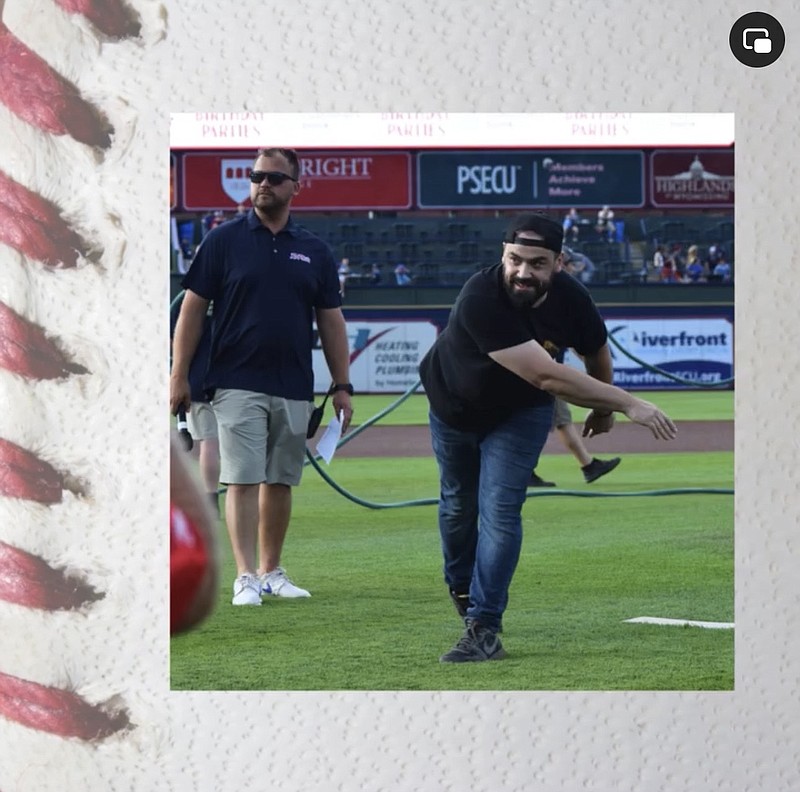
[730,12,785,67]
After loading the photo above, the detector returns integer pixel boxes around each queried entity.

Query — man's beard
[504,275,550,307]
[253,190,289,214]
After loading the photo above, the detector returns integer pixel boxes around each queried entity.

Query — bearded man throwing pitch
[419,213,677,663]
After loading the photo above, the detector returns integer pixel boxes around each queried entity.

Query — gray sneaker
[439,621,507,663]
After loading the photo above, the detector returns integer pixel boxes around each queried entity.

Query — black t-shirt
[419,264,608,431]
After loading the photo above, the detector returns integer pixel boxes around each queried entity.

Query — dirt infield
[335,421,733,458]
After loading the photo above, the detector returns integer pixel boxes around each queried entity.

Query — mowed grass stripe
[171,452,733,691]
[348,390,733,426]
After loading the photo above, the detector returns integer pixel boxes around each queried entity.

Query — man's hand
[332,392,353,433]
[624,399,678,441]
[582,409,615,438]
[169,374,191,416]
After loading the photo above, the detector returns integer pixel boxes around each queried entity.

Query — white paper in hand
[315,409,344,464]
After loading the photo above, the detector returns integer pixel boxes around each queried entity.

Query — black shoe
[448,588,471,619]
[529,471,556,487]
[582,457,621,483]
[439,620,507,663]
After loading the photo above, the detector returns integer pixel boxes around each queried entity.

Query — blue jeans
[429,405,553,632]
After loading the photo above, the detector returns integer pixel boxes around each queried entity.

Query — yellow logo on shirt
[542,340,560,359]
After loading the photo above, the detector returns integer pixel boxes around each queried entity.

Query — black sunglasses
[249,170,297,186]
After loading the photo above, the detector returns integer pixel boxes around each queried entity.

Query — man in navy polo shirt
[171,147,354,607]
[419,212,677,663]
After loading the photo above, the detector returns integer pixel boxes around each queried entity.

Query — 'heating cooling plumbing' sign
[312,321,438,393]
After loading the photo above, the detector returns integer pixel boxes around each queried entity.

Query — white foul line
[624,617,734,630]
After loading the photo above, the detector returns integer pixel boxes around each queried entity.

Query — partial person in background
[562,245,595,285]
[562,208,581,242]
[170,434,218,634]
[652,244,665,280]
[711,254,732,282]
[667,243,686,281]
[705,242,724,273]
[529,396,621,487]
[595,205,615,241]
[170,292,221,516]
[394,261,413,285]
[338,256,351,297]
[684,245,705,282]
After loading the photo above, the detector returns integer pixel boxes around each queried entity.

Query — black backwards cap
[503,212,563,253]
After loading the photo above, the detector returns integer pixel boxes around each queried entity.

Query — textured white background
[1,0,798,789]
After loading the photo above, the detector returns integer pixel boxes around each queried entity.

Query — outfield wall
[315,303,734,393]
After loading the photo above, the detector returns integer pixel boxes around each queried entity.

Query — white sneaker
[232,574,262,606]
[260,567,311,598]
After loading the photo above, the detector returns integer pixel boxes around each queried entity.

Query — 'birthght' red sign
[179,151,412,211]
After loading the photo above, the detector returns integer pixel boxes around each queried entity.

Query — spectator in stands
[394,261,413,286]
[562,245,596,285]
[180,236,194,259]
[667,243,686,281]
[705,242,724,272]
[595,205,615,241]
[177,237,193,274]
[659,258,679,283]
[236,204,248,215]
[369,262,383,285]
[684,245,704,282]
[562,208,581,242]
[529,397,621,487]
[652,244,666,280]
[201,210,227,235]
[338,257,351,297]
[712,254,732,282]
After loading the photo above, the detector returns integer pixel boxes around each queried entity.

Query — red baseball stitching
[0,0,141,744]
[0,438,66,504]
[54,0,141,39]
[0,671,130,741]
[0,300,88,379]
[0,541,102,610]
[0,171,89,268]
[0,21,112,148]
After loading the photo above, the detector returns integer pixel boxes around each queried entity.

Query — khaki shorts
[212,388,313,486]
[552,397,572,429]
[187,401,218,441]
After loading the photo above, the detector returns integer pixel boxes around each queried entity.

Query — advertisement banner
[417,150,645,208]
[181,151,412,210]
[312,320,437,393]
[564,316,734,389]
[650,148,734,207]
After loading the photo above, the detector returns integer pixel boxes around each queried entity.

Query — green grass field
[349,389,733,426]
[171,446,734,691]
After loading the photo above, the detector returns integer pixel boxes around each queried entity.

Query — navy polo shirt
[182,211,341,401]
